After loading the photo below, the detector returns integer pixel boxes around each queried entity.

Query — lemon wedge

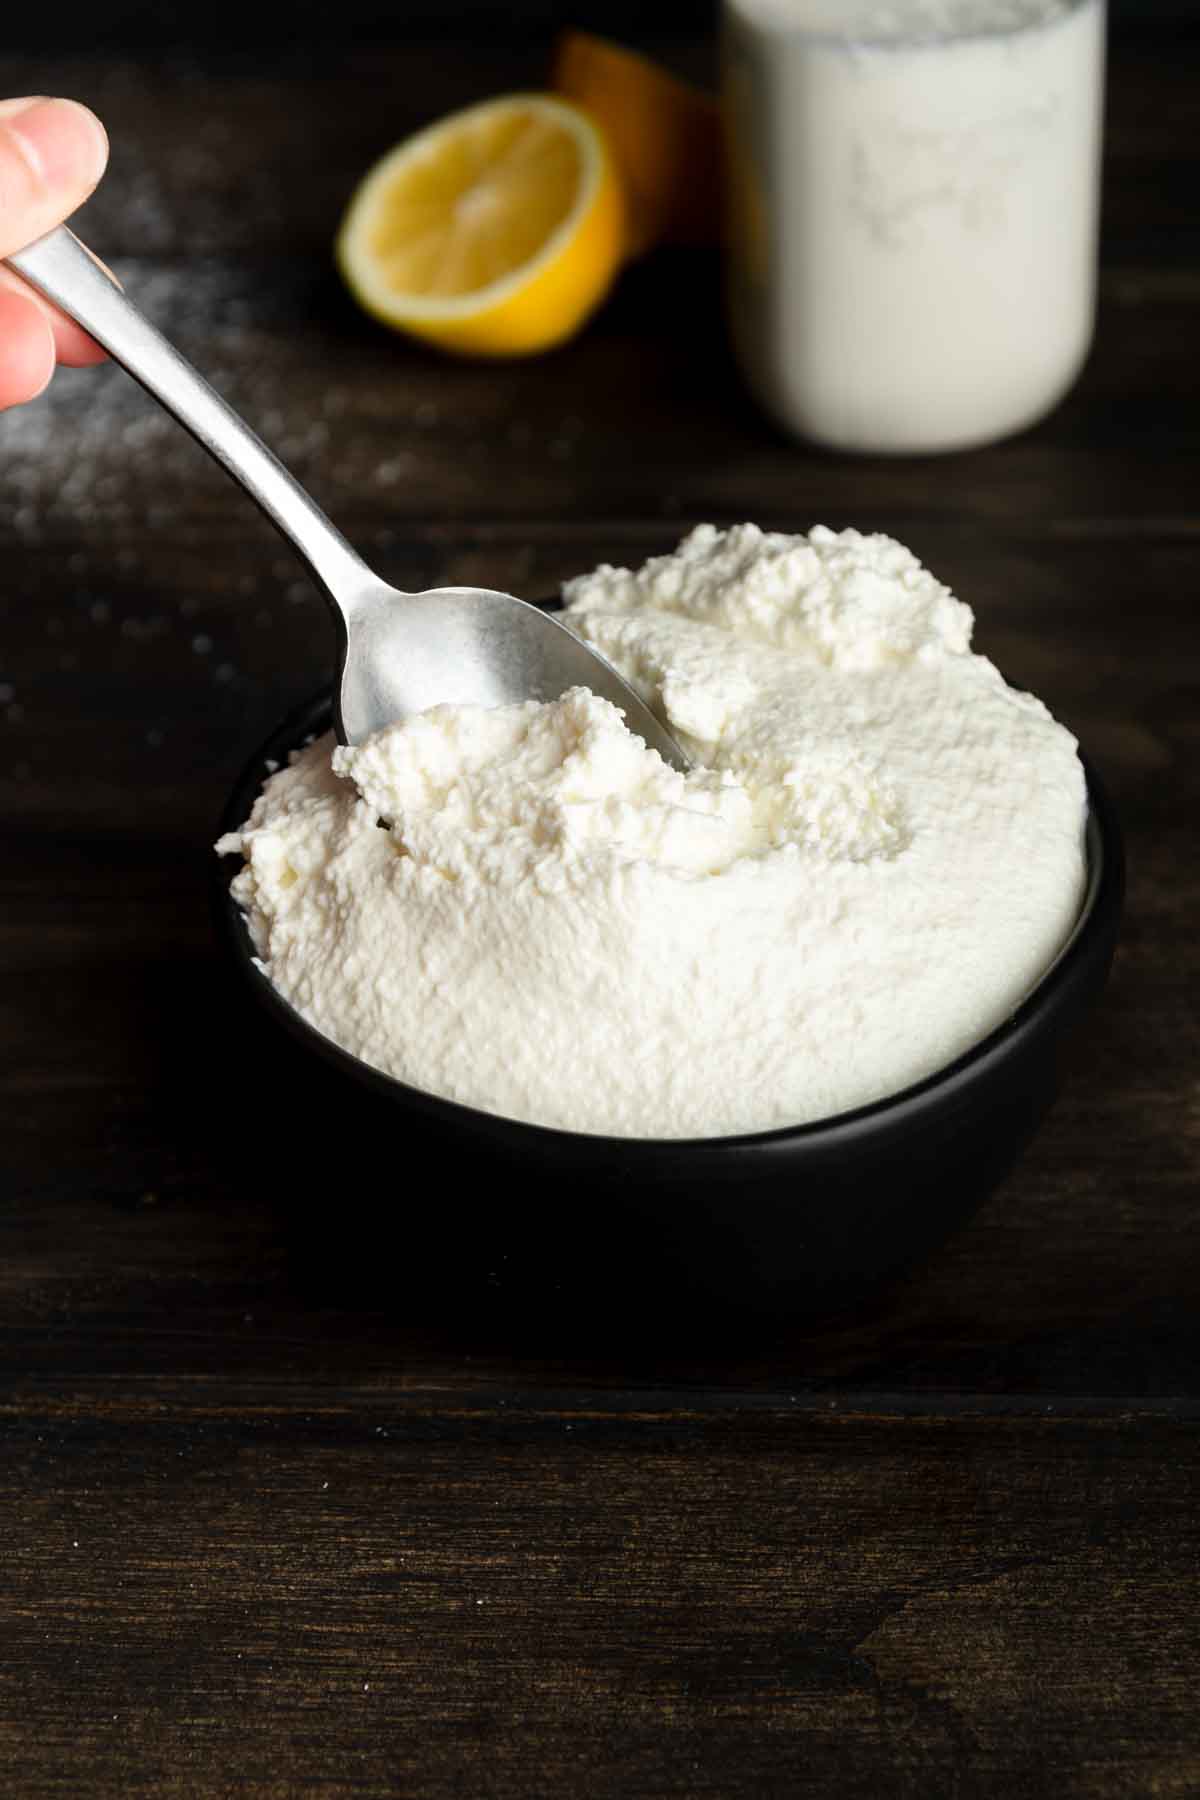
[552,31,722,256]
[336,93,625,357]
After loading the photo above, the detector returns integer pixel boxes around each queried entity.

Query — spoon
[8,226,688,765]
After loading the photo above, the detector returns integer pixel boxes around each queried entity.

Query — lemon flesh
[337,94,625,357]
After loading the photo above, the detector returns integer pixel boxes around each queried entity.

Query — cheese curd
[217,524,1087,1137]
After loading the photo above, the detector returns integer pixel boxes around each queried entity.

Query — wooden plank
[1,1407,1197,1798]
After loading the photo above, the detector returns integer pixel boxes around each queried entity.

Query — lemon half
[337,93,625,358]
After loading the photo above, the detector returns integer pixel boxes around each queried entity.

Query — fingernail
[7,98,108,190]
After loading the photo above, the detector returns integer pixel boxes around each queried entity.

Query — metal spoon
[8,226,688,765]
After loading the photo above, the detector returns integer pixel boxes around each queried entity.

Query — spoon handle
[7,226,368,614]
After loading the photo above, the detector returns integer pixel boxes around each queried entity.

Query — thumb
[0,98,108,260]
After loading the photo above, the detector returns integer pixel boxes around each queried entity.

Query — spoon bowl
[8,226,688,764]
[334,577,685,756]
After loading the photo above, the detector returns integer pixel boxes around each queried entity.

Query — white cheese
[218,524,1086,1138]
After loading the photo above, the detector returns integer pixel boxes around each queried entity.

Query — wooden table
[2,22,1197,1797]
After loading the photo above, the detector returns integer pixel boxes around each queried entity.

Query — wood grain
[0,22,1197,1799]
[3,1404,1198,1799]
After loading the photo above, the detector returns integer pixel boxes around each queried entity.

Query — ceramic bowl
[214,689,1123,1322]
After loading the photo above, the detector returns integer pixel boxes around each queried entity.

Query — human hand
[0,97,109,409]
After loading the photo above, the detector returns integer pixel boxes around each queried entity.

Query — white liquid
[724,0,1105,452]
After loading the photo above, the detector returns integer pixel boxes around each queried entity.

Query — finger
[0,285,55,407]
[0,98,109,260]
[0,265,107,365]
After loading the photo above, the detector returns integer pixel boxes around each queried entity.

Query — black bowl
[214,688,1123,1323]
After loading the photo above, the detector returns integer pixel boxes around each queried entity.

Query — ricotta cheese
[217,524,1087,1138]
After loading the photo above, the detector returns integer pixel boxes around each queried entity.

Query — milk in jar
[723,0,1106,453]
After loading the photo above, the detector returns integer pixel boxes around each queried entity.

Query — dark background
[10,0,1200,48]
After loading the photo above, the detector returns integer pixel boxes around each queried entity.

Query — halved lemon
[336,93,625,358]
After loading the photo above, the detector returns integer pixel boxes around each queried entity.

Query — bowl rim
[214,685,1124,1154]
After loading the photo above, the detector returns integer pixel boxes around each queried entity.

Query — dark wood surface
[2,25,1198,1800]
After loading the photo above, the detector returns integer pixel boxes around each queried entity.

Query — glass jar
[723,0,1106,454]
